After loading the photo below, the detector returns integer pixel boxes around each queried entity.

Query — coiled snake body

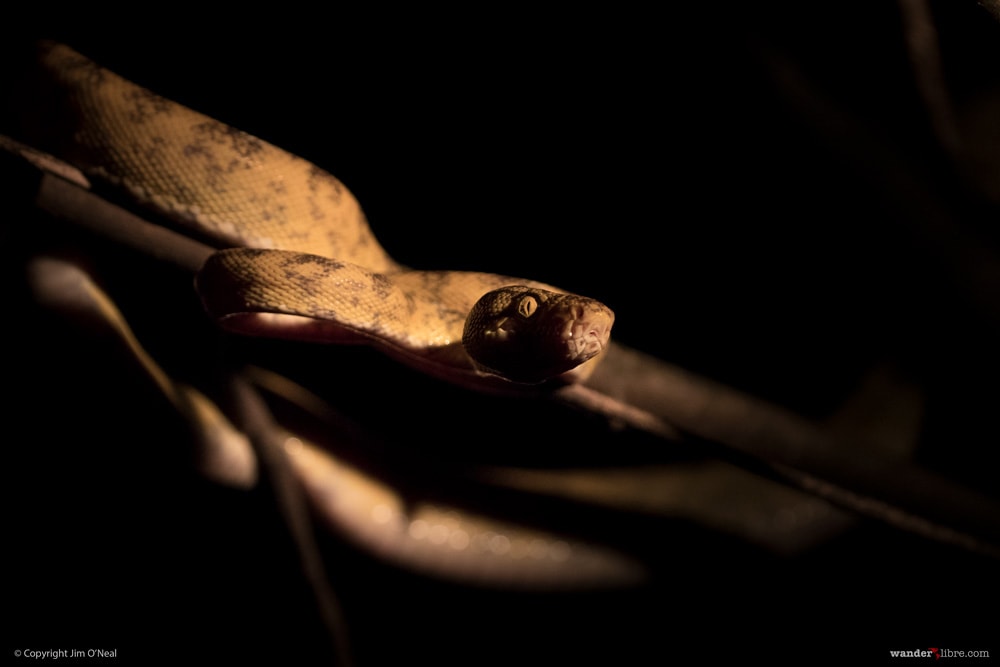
[13,42,614,388]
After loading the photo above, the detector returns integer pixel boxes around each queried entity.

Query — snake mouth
[561,303,614,363]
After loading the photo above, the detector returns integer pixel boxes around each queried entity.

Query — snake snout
[562,301,614,362]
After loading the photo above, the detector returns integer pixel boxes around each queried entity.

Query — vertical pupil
[518,295,537,318]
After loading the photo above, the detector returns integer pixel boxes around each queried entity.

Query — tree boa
[12,41,614,390]
[3,41,641,593]
[11,40,991,621]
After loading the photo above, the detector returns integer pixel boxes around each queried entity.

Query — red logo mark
[928,648,941,661]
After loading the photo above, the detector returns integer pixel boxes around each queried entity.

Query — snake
[9,41,614,389]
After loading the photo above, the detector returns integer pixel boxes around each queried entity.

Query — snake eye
[517,294,538,318]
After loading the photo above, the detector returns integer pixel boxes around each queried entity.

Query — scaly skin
[18,41,614,388]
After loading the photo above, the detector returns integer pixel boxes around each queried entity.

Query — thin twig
[225,374,355,667]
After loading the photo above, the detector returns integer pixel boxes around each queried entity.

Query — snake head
[462,286,614,384]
